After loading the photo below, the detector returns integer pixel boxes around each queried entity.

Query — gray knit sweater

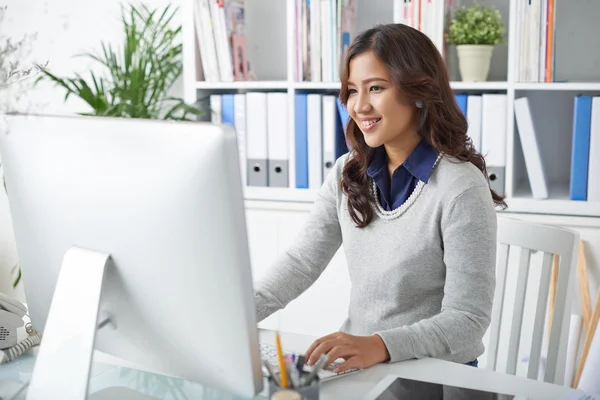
[254,152,497,364]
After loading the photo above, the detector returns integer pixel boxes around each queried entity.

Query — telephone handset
[0,292,27,350]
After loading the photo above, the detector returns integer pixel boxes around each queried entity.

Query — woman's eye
[370,86,382,92]
[347,88,357,95]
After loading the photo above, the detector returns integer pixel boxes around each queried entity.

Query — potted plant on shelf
[35,3,202,120]
[446,3,505,82]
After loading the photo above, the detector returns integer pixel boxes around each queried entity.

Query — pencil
[275,331,288,388]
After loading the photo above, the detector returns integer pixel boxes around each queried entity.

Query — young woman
[253,23,505,374]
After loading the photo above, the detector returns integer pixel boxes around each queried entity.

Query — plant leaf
[12,265,21,288]
[446,3,505,45]
[33,2,202,120]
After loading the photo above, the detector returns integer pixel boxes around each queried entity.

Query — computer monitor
[0,113,264,399]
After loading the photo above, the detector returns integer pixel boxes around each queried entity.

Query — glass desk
[0,330,589,400]
[0,354,270,400]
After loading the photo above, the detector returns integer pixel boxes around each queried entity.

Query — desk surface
[0,329,590,400]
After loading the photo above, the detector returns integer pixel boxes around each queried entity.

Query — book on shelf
[393,0,450,59]
[296,0,453,83]
[296,0,358,82]
[515,0,556,83]
[209,92,349,190]
[193,0,252,82]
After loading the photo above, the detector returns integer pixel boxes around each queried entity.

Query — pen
[289,364,300,388]
[263,360,281,387]
[296,355,306,372]
[275,331,289,388]
[302,353,327,386]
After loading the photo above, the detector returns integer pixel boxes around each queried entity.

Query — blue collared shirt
[367,140,439,211]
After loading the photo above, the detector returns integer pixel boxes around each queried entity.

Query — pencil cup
[268,373,320,400]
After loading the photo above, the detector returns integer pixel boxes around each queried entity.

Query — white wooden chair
[486,216,580,385]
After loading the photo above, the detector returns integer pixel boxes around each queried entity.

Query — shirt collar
[367,146,388,178]
[367,140,438,183]
[402,140,439,183]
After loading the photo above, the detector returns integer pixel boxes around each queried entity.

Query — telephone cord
[0,323,42,364]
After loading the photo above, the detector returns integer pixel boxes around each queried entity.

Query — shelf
[514,82,600,91]
[193,80,511,91]
[504,197,600,218]
[192,81,600,92]
[450,81,509,90]
[293,81,509,91]
[505,185,600,218]
[243,187,319,203]
[293,81,341,90]
[195,81,289,90]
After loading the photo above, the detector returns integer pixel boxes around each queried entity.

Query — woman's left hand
[304,332,390,373]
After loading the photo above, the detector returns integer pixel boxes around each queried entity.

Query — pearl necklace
[371,153,443,220]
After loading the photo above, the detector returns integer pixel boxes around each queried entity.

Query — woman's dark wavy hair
[339,23,507,228]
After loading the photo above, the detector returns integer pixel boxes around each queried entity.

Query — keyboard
[259,343,358,382]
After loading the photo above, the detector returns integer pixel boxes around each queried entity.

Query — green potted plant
[446,3,505,82]
[35,3,201,120]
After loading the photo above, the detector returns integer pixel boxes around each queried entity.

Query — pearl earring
[415,100,423,109]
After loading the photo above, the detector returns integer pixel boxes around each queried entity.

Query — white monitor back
[0,114,263,396]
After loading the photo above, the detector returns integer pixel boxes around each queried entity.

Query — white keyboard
[259,343,358,381]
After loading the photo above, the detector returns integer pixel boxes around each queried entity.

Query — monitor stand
[26,247,111,400]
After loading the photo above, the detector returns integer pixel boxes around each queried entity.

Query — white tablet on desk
[363,375,516,400]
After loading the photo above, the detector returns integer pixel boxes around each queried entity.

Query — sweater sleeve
[253,157,345,322]
[374,185,497,363]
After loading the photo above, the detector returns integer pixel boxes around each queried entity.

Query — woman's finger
[306,339,338,366]
[333,355,364,374]
[323,345,355,369]
[304,332,339,361]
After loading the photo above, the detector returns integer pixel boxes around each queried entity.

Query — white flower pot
[456,45,494,82]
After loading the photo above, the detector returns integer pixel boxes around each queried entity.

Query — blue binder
[295,94,309,189]
[570,95,592,201]
[455,94,468,116]
[221,94,235,127]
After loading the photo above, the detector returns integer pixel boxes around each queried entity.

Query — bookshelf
[193,80,510,92]
[513,83,600,92]
[181,0,600,219]
[195,81,290,90]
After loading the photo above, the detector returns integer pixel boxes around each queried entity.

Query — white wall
[0,0,184,301]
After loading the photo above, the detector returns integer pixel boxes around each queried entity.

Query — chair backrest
[487,216,579,385]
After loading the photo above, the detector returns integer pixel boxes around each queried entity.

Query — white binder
[514,97,549,199]
[307,94,323,189]
[588,97,600,201]
[210,95,222,124]
[481,94,507,196]
[466,95,482,152]
[322,95,337,180]
[234,94,247,186]
[266,93,289,187]
[245,92,268,187]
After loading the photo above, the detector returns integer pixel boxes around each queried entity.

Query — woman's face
[346,50,419,149]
